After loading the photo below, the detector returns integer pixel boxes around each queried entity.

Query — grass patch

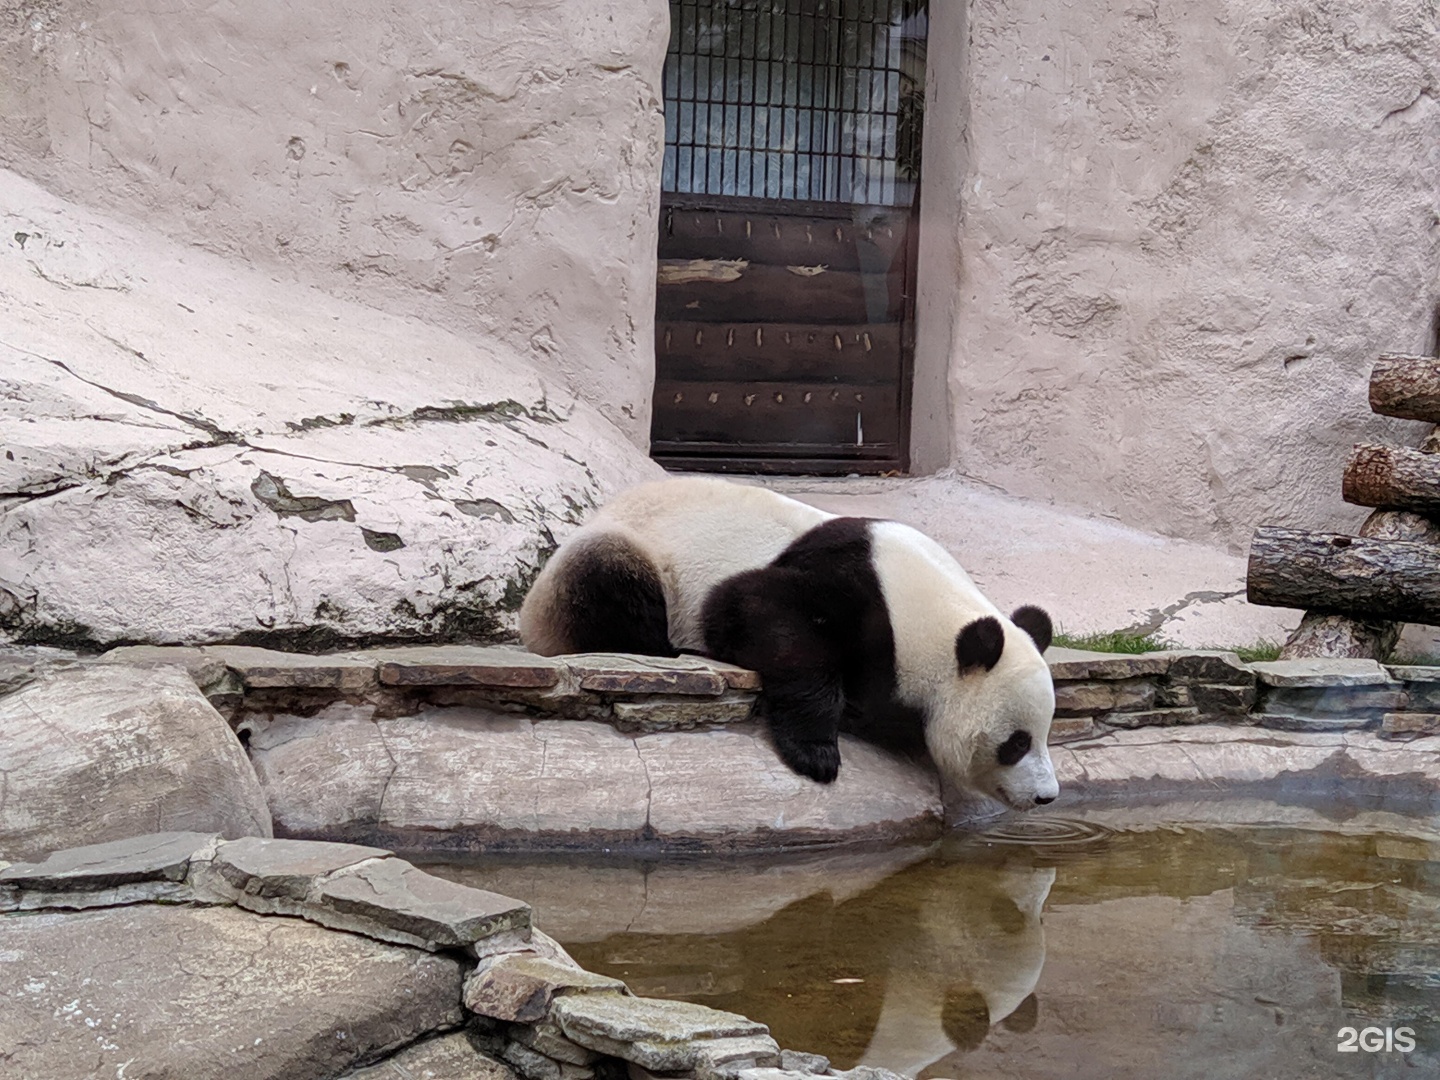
[1225,640,1284,664]
[1051,630,1285,662]
[1051,629,1170,654]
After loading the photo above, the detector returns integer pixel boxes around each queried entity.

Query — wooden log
[1248,526,1440,626]
[1342,443,1440,511]
[1282,428,1440,659]
[1370,354,1440,422]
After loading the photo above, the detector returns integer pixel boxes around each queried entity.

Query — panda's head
[925,605,1058,812]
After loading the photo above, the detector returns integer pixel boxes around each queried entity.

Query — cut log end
[1370,354,1440,423]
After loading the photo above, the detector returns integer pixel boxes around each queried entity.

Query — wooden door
[651,0,928,476]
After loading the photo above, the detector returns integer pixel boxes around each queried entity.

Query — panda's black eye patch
[996,730,1032,766]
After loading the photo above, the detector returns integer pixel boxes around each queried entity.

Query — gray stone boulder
[0,169,659,650]
[0,903,465,1080]
[341,1034,519,1079]
[0,665,271,861]
[247,704,942,852]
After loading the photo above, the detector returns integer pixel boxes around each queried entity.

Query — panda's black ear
[956,616,1005,674]
[1010,605,1053,653]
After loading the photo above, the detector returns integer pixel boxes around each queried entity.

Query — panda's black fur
[699,516,931,782]
[519,477,1057,800]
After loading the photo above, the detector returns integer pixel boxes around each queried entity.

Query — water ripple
[974,815,1114,848]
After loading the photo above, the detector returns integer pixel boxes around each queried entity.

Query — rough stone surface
[341,1034,519,1080]
[692,1034,783,1074]
[1052,725,1440,799]
[249,706,652,842]
[249,707,941,851]
[570,655,728,696]
[1053,678,1157,715]
[637,729,941,845]
[0,1,667,447]
[1389,665,1440,684]
[778,1050,831,1075]
[1189,683,1259,715]
[466,954,628,1023]
[1382,712,1440,737]
[0,831,216,890]
[378,646,565,689]
[1045,649,1172,680]
[553,993,768,1070]
[1102,707,1204,729]
[611,698,755,733]
[0,665,271,861]
[510,1020,601,1066]
[1166,653,1256,686]
[1262,686,1405,716]
[1047,716,1098,742]
[1256,713,1375,733]
[317,857,532,948]
[0,168,660,650]
[209,835,393,900]
[209,645,380,691]
[1250,658,1394,687]
[0,903,465,1080]
[95,645,229,690]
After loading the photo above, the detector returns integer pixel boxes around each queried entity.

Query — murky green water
[425,804,1440,1079]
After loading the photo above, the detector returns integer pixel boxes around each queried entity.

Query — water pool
[425,804,1440,1078]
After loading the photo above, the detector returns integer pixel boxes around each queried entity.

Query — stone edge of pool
[0,831,850,1080]
[3,643,1440,860]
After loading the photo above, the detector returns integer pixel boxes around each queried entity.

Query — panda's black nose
[1034,794,1055,805]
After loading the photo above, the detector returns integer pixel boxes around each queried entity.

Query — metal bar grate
[663,0,927,207]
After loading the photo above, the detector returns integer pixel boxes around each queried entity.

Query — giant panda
[519,476,1058,809]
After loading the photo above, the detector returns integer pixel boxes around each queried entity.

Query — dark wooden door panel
[657,321,903,384]
[652,379,901,448]
[656,263,902,325]
[660,203,911,273]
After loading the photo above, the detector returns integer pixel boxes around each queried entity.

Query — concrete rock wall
[951,0,1440,547]
[0,0,668,445]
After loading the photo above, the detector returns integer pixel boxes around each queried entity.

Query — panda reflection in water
[520,477,1059,809]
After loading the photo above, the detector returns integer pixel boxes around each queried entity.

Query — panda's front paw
[776,736,841,784]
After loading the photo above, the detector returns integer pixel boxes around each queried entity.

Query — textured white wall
[949,0,1440,547]
[0,0,668,446]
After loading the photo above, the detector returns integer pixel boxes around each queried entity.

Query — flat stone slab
[0,665,271,861]
[247,705,941,852]
[1250,658,1394,688]
[465,953,628,1022]
[567,654,729,696]
[553,992,768,1070]
[211,835,393,900]
[0,831,216,890]
[611,697,755,732]
[0,903,464,1080]
[1389,665,1440,684]
[317,857,532,948]
[1052,725,1440,799]
[1383,712,1440,737]
[207,644,380,691]
[342,1033,518,1079]
[376,645,564,688]
[1045,648,1173,680]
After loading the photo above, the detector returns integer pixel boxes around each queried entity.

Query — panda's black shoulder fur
[701,516,928,782]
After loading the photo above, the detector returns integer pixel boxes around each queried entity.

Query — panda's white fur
[520,476,1058,809]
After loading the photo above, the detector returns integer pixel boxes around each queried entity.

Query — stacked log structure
[1248,355,1440,659]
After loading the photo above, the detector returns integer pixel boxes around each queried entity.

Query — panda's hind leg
[520,529,674,656]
